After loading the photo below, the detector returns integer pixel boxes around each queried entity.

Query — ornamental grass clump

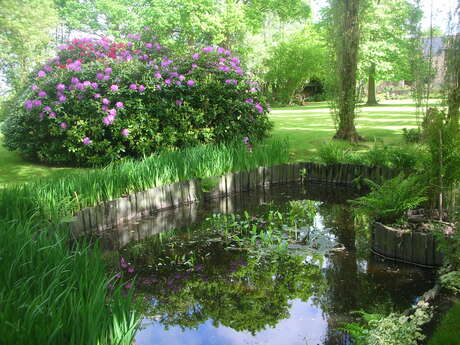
[2,28,272,166]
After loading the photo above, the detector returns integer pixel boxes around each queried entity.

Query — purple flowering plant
[3,31,271,166]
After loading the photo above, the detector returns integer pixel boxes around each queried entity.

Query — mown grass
[269,99,434,161]
[428,300,460,345]
[0,133,84,187]
[0,140,288,344]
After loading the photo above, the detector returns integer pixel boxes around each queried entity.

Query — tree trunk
[366,63,379,106]
[332,0,364,143]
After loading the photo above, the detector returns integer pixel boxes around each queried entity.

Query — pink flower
[124,282,132,289]
[138,85,145,92]
[110,84,119,91]
[255,103,263,113]
[104,67,112,74]
[91,82,98,89]
[191,63,198,69]
[145,42,153,48]
[187,80,196,86]
[58,94,67,102]
[60,122,68,129]
[102,115,115,125]
[38,90,47,98]
[108,109,117,116]
[154,72,162,79]
[103,75,110,81]
[56,83,66,91]
[83,80,91,87]
[202,46,214,53]
[37,70,46,77]
[129,83,137,90]
[49,112,56,118]
[179,75,185,81]
[102,98,110,105]
[31,84,38,91]
[217,47,225,54]
[44,106,52,112]
[175,81,181,86]
[71,77,79,84]
[24,100,33,110]
[96,73,104,80]
[175,100,183,106]
[33,99,42,107]
[82,137,92,145]
[165,79,171,85]
[115,101,124,108]
[128,266,135,273]
[120,257,129,268]
[94,93,101,99]
[43,65,52,72]
[121,128,129,137]
[244,98,254,104]
[192,53,200,60]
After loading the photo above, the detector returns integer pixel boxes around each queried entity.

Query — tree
[0,0,58,92]
[326,0,365,142]
[360,0,422,106]
[263,25,327,104]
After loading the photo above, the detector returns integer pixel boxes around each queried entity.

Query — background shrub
[2,29,272,166]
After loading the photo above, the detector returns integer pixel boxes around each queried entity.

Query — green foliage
[0,0,58,91]
[345,301,432,345]
[428,301,460,345]
[360,0,422,84]
[316,140,356,165]
[0,140,289,223]
[422,108,460,212]
[316,140,426,171]
[0,219,140,345]
[263,25,327,104]
[402,127,422,143]
[350,174,427,224]
[2,32,272,166]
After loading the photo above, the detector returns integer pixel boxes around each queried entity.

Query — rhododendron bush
[2,28,272,166]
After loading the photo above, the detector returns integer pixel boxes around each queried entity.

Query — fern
[350,174,427,224]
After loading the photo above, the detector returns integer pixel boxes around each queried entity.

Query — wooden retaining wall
[68,162,399,235]
[371,222,443,267]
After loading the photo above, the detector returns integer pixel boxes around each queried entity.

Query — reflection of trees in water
[314,204,435,330]
[138,254,325,334]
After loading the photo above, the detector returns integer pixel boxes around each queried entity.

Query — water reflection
[103,183,435,345]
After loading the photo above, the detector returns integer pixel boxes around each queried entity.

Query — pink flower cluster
[23,31,267,150]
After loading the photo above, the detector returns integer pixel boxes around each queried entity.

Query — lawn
[269,99,427,161]
[0,134,84,186]
[0,99,429,186]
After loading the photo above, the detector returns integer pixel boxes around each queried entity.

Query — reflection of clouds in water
[135,299,328,345]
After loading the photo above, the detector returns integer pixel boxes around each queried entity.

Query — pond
[98,183,436,345]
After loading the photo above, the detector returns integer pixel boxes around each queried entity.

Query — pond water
[100,183,436,345]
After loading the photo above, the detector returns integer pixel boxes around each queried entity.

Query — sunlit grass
[269,99,435,161]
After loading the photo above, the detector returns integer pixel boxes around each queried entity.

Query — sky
[310,0,459,34]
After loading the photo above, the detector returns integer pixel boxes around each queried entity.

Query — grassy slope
[0,100,427,186]
[269,100,424,161]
